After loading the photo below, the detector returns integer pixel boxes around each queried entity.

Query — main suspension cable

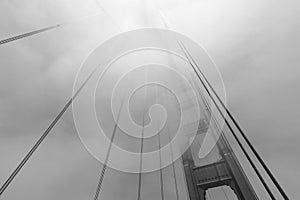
[180,42,289,200]
[178,41,276,200]
[0,66,98,197]
[190,62,258,200]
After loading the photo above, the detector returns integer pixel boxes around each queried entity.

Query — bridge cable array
[0,6,290,198]
[178,40,276,199]
[185,44,289,200]
[188,51,252,200]
[178,40,289,200]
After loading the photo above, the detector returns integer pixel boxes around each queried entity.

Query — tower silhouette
[182,119,258,200]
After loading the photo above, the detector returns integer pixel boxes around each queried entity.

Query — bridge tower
[181,115,259,200]
[182,128,258,200]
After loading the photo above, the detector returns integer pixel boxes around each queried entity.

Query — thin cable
[158,132,165,200]
[0,24,60,45]
[161,73,186,200]
[190,70,225,163]
[155,87,165,200]
[181,42,289,200]
[0,66,98,196]
[180,41,274,199]
[190,61,238,161]
[0,12,102,46]
[191,63,255,200]
[178,41,276,200]
[137,114,145,200]
[154,85,167,200]
[93,100,124,200]
[167,133,179,200]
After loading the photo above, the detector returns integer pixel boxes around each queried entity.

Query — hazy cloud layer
[0,0,299,199]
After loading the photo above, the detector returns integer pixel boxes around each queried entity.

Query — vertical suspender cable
[156,86,165,200]
[180,42,289,200]
[167,133,179,200]
[158,132,165,200]
[137,114,145,200]
[180,41,289,200]
[160,81,179,200]
[0,66,98,196]
[177,41,276,200]
[93,99,124,200]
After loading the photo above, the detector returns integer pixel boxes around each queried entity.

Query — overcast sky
[0,0,299,199]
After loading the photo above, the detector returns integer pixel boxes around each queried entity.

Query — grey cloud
[0,0,299,199]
